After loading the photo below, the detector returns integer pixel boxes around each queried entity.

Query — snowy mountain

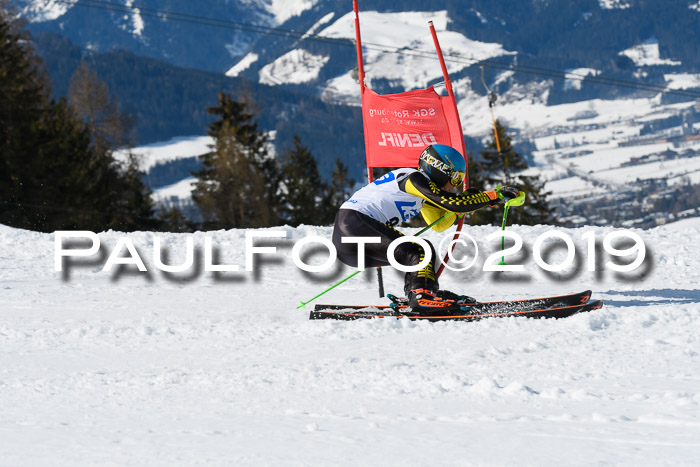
[225,1,700,97]
[13,0,283,71]
[2,218,700,464]
[13,0,700,227]
[17,1,700,93]
[222,1,700,228]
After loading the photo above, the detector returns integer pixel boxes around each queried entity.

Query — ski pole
[497,188,526,265]
[498,204,511,265]
[297,214,449,309]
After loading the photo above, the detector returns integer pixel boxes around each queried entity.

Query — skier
[332,144,520,311]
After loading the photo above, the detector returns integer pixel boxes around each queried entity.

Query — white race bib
[340,168,425,226]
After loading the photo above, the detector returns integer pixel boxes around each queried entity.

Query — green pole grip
[497,190,525,265]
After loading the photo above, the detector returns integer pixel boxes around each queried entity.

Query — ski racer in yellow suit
[332,144,520,310]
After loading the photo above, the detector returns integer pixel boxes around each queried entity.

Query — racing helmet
[418,144,466,192]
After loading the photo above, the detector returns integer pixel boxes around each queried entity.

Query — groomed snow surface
[1,220,700,465]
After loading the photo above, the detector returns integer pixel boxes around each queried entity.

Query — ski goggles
[449,169,465,188]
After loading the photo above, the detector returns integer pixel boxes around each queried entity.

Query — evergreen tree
[279,135,324,226]
[156,205,196,233]
[321,157,355,224]
[32,98,114,231]
[0,7,44,228]
[469,120,556,226]
[465,151,482,191]
[108,153,158,231]
[192,92,277,228]
[278,135,355,227]
[0,9,158,232]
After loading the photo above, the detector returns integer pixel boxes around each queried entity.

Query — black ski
[313,290,591,313]
[309,300,603,322]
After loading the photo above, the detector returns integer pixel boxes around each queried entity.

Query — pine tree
[0,8,46,228]
[31,98,114,231]
[108,153,158,231]
[278,135,355,227]
[279,135,324,226]
[465,151,482,191]
[192,92,277,228]
[321,157,355,224]
[156,205,196,233]
[470,120,556,226]
[0,9,158,232]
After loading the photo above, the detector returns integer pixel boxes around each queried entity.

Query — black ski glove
[498,185,521,200]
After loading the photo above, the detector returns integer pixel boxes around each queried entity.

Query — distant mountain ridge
[17,1,700,138]
[16,1,700,88]
[14,0,700,146]
[14,0,279,72]
[235,0,700,106]
[10,0,700,230]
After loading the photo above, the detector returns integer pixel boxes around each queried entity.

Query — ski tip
[576,290,593,304]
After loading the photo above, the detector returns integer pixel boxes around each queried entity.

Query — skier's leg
[401,240,439,296]
[333,210,472,305]
[333,209,439,270]
[333,209,404,268]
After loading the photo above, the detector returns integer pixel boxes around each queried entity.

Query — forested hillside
[33,32,365,177]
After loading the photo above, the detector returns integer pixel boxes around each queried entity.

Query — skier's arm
[420,203,456,232]
[400,172,500,214]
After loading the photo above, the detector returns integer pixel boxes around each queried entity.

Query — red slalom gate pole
[354,1,383,296]
[428,21,469,278]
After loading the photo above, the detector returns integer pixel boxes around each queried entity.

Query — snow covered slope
[318,10,512,100]
[1,220,699,465]
[226,9,513,103]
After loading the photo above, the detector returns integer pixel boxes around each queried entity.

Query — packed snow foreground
[1,220,699,465]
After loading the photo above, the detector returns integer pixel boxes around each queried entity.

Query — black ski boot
[396,240,473,313]
[407,288,471,313]
[387,290,476,311]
